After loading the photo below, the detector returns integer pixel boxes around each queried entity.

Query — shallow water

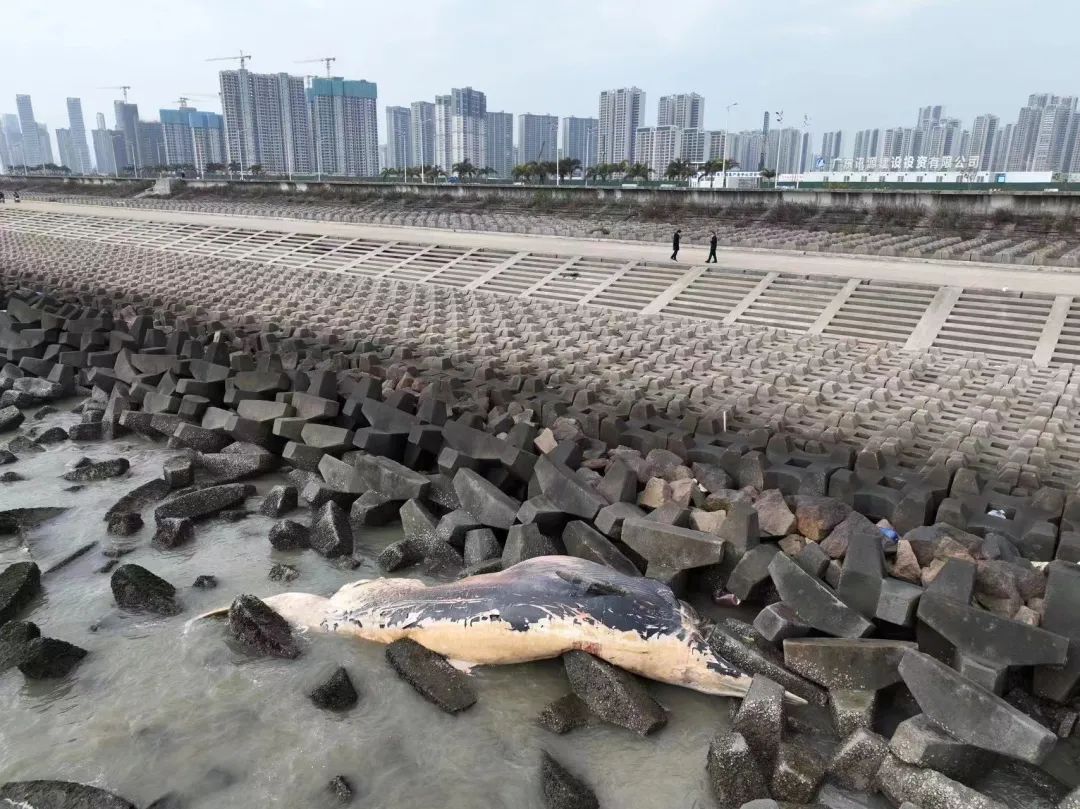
[0,405,741,809]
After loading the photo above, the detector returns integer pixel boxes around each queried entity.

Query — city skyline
[1,0,1076,143]
[7,83,1080,179]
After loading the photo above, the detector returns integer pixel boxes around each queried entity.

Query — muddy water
[0,406,748,809]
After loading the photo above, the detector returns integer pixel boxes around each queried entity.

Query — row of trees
[186,156,755,183]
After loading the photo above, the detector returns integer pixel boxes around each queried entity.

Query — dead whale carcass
[201,556,756,698]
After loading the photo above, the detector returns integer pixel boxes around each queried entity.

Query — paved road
[18,199,1080,295]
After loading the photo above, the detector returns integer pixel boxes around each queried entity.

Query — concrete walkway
[17,199,1080,296]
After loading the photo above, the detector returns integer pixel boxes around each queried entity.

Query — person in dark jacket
[707,231,718,263]
[671,229,681,261]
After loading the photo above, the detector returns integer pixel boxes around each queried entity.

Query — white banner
[831,155,981,172]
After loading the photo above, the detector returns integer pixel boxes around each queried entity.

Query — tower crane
[97,85,132,102]
[178,93,221,108]
[206,51,252,69]
[295,57,337,77]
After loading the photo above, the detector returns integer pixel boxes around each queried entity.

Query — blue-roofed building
[306,77,379,177]
[160,106,226,174]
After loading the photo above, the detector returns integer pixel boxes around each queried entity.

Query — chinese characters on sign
[829,155,981,172]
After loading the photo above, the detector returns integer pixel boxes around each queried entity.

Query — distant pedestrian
[671,229,681,261]
[12,191,19,203]
[707,231,718,263]
[0,191,5,204]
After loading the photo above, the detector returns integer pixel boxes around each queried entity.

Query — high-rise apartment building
[993,123,1013,173]
[0,128,9,172]
[970,114,999,170]
[820,131,843,164]
[37,124,54,165]
[657,93,704,130]
[1031,96,1077,171]
[139,121,166,168]
[16,95,42,167]
[677,129,726,164]
[307,77,379,178]
[925,118,962,158]
[518,113,558,163]
[66,98,93,174]
[434,95,452,171]
[879,127,922,160]
[410,101,435,168]
[634,125,681,176]
[916,105,943,136]
[958,130,972,161]
[55,128,74,170]
[113,100,142,169]
[484,111,513,178]
[1004,94,1072,171]
[219,69,314,175]
[561,116,598,169]
[385,106,412,171]
[725,131,764,172]
[1063,113,1080,174]
[93,127,127,176]
[2,113,23,169]
[161,106,226,173]
[679,129,706,164]
[434,87,486,172]
[853,128,880,161]
[597,87,644,164]
[766,127,803,174]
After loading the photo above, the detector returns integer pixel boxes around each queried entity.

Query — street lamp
[419,119,425,184]
[796,114,810,190]
[771,110,784,188]
[584,125,593,187]
[722,101,738,190]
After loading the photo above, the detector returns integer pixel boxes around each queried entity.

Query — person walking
[12,190,19,203]
[707,231,718,263]
[0,191,5,204]
[670,229,681,261]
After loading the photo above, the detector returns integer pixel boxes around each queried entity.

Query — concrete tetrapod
[768,552,874,638]
[897,649,1057,765]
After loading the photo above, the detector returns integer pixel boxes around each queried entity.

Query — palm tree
[248,163,264,177]
[557,157,582,180]
[588,163,615,182]
[452,160,476,181]
[227,161,241,176]
[761,168,777,182]
[702,158,739,175]
[205,162,225,175]
[625,163,652,181]
[666,159,693,181]
[380,167,401,180]
[512,164,531,183]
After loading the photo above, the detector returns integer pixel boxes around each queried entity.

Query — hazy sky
[2,0,1076,146]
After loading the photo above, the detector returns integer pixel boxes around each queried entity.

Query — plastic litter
[879,526,900,543]
[987,508,1008,519]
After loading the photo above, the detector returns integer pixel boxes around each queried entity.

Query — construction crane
[206,51,252,69]
[179,93,221,108]
[296,57,337,77]
[98,85,131,102]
